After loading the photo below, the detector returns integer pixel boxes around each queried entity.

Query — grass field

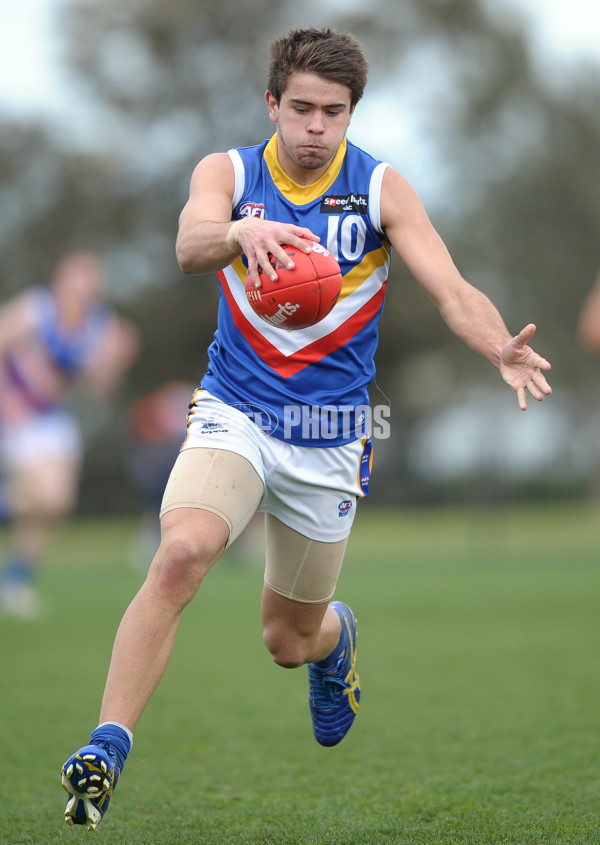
[1,503,599,844]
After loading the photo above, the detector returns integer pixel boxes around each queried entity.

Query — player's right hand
[238,218,321,287]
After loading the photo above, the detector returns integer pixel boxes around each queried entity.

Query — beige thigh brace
[160,447,348,603]
[264,514,348,604]
[160,448,264,546]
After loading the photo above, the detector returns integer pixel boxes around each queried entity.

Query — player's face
[266,72,354,184]
[53,253,104,325]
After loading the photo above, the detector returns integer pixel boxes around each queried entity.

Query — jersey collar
[264,134,346,204]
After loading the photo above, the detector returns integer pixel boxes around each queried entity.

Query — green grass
[1,503,599,844]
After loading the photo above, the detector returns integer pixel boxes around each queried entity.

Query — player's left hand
[499,323,552,410]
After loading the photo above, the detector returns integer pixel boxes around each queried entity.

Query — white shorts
[177,390,372,543]
[0,409,82,471]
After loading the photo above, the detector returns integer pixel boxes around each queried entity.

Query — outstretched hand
[499,323,552,410]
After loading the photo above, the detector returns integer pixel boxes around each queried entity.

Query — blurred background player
[576,268,600,500]
[577,269,600,353]
[0,250,139,618]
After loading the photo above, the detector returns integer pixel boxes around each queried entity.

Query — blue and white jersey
[3,287,109,413]
[201,135,391,446]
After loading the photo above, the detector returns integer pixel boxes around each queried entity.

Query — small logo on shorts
[338,500,353,517]
[200,421,228,434]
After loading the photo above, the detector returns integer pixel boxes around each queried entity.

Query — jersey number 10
[326,215,367,263]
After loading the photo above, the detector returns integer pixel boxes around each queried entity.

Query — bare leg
[260,517,359,747]
[261,585,341,668]
[1,457,79,618]
[7,456,79,562]
[261,515,348,667]
[99,507,229,730]
[62,446,263,830]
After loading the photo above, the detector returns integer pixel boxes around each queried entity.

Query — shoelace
[309,665,351,709]
[342,651,360,715]
[310,613,360,711]
[95,741,118,765]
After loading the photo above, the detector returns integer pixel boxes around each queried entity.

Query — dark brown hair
[268,28,368,108]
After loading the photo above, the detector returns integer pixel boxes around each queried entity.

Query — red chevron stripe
[220,272,387,378]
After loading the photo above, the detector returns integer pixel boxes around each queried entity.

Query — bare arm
[0,291,38,357]
[0,293,40,420]
[82,315,140,395]
[176,153,320,286]
[381,167,551,409]
[176,153,242,275]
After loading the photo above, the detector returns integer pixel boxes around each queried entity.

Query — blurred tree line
[0,0,599,512]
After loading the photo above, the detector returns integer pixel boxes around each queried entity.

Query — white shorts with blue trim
[0,409,82,471]
[171,390,372,544]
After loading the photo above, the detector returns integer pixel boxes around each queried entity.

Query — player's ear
[265,90,278,123]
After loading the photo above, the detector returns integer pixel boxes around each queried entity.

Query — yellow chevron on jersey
[338,243,390,301]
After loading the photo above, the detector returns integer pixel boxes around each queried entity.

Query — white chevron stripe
[221,262,389,357]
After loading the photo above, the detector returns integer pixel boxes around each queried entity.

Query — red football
[245,241,342,330]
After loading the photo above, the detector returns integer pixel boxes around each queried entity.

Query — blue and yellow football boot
[61,745,120,830]
[308,601,360,747]
[61,724,130,830]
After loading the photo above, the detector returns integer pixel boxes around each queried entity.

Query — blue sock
[1,557,34,587]
[90,723,133,771]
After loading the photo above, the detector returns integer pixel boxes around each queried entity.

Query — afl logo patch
[239,202,265,219]
[338,500,353,517]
